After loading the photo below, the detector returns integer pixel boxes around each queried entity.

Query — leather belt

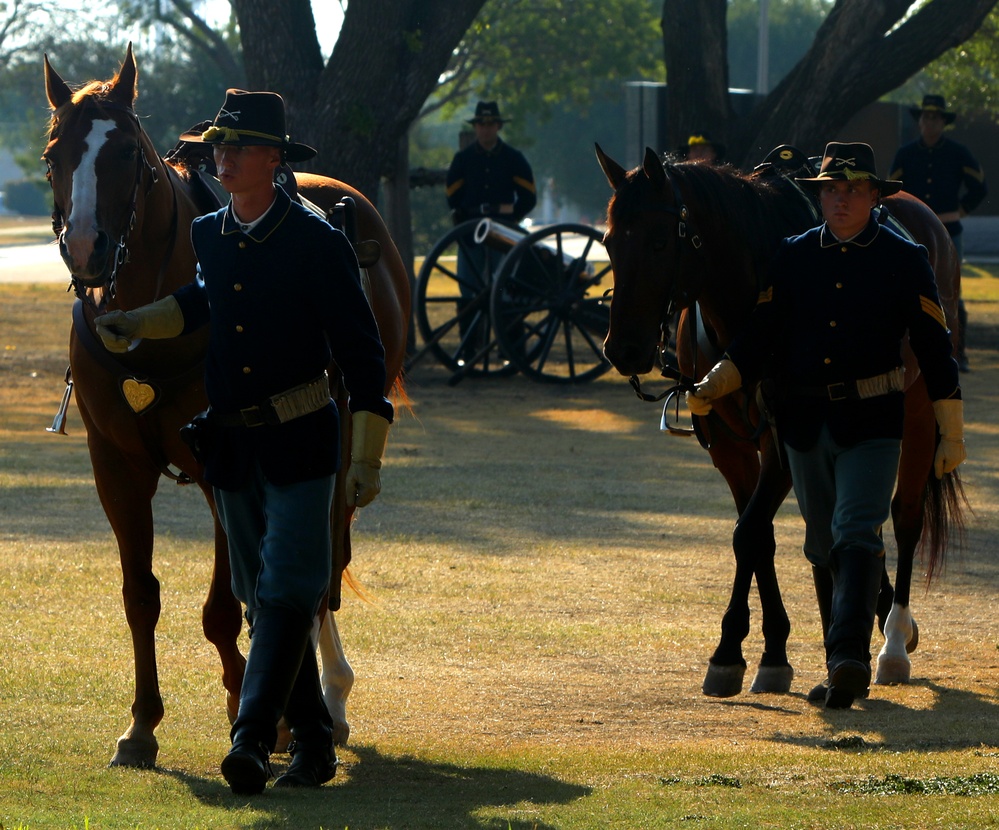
[215,372,330,428]
[790,367,905,402]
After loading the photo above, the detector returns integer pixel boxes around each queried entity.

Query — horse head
[596,143,703,377]
[43,43,160,298]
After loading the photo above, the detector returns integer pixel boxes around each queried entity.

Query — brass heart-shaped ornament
[121,378,157,413]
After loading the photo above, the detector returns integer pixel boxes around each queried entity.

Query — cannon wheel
[490,223,613,384]
[413,219,518,379]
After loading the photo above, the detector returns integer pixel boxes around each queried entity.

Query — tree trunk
[661,0,999,168]
[232,0,486,203]
[661,0,730,154]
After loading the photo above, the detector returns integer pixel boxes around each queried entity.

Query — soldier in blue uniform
[94,90,393,793]
[687,143,965,710]
[445,101,537,361]
[891,94,988,371]
[445,100,536,226]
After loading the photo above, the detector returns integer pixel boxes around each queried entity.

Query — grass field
[1,257,999,828]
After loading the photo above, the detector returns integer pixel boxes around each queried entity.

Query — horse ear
[44,54,72,110]
[642,147,667,189]
[595,143,627,190]
[109,42,138,108]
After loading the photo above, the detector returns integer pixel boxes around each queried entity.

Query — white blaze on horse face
[63,117,117,274]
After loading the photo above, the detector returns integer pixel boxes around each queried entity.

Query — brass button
[239,241,247,249]
[829,320,837,327]
[835,282,843,288]
[824,358,832,364]
[234,283,242,291]
[840,246,847,253]
[242,366,251,374]
[235,325,244,333]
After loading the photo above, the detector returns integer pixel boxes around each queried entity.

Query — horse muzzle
[602,335,658,377]
[59,228,118,288]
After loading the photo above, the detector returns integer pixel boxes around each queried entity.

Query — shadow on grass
[770,679,999,751]
[156,743,591,828]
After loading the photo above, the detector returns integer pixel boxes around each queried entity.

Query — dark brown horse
[43,45,409,767]
[595,144,964,697]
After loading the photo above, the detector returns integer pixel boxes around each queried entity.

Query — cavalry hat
[178,89,317,163]
[795,141,903,196]
[910,94,957,125]
[681,131,726,159]
[755,144,813,174]
[466,101,507,124]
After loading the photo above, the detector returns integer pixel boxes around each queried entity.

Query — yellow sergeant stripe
[756,286,773,305]
[920,295,947,328]
[445,179,464,197]
[963,165,985,182]
[514,176,536,193]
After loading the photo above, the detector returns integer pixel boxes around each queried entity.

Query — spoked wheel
[413,219,518,379]
[490,223,613,383]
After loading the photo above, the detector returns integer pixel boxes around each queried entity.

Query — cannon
[409,219,613,384]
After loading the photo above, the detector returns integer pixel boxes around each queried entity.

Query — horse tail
[920,466,969,585]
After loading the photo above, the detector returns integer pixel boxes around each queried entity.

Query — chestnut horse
[596,145,964,697]
[43,45,409,767]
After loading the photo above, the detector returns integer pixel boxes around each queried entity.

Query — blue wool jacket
[726,216,960,451]
[174,186,392,489]
[890,137,987,233]
[446,138,537,223]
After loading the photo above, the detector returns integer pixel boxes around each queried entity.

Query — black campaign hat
[178,89,317,163]
[795,142,903,196]
[909,94,957,125]
[466,101,508,124]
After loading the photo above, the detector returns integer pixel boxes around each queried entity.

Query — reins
[620,162,768,450]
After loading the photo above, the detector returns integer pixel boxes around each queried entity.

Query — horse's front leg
[318,611,354,745]
[89,441,164,768]
[198,491,246,724]
[701,432,762,697]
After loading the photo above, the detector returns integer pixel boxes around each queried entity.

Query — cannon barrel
[473,219,591,273]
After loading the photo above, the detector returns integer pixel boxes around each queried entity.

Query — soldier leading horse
[43,45,409,766]
[595,145,964,697]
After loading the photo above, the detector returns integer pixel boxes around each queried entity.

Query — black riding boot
[824,548,883,709]
[273,645,338,788]
[221,607,313,795]
[806,565,834,702]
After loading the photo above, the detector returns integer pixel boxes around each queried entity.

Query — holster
[179,409,216,465]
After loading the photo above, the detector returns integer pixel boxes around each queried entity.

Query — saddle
[165,122,381,267]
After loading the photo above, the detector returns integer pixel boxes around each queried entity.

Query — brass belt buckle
[827,382,848,401]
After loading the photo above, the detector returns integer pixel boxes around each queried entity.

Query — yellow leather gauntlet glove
[932,399,966,478]
[345,411,391,507]
[685,358,742,416]
[94,295,184,353]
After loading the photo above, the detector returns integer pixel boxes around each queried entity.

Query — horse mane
[668,162,818,283]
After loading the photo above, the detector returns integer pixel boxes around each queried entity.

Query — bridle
[47,100,162,304]
[618,164,706,436]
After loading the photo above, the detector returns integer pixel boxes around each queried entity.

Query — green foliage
[727,0,833,91]
[892,7,999,118]
[444,0,664,123]
[833,772,999,795]
[3,178,49,216]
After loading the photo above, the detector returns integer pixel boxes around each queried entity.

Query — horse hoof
[875,653,911,685]
[331,721,351,747]
[702,662,746,697]
[750,663,794,694]
[109,735,158,768]
[906,618,919,654]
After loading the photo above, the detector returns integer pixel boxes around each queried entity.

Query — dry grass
[2,279,999,828]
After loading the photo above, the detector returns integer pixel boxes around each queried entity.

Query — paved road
[0,241,66,283]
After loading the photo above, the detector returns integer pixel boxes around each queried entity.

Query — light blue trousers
[214,462,334,624]
[784,424,901,568]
